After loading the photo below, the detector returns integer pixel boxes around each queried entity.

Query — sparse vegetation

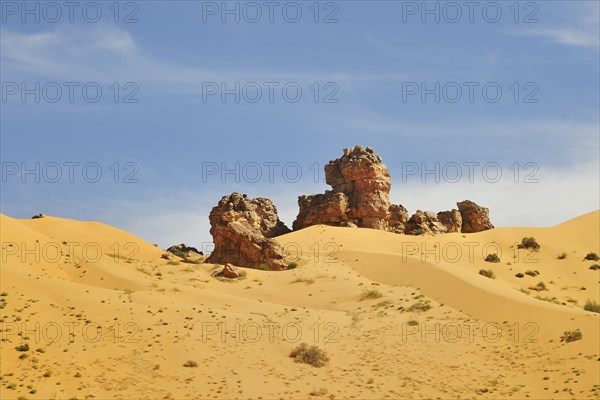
[289,343,329,367]
[479,269,495,279]
[484,253,500,263]
[309,387,329,397]
[360,289,382,300]
[407,300,432,312]
[515,273,525,278]
[406,319,419,326]
[590,264,600,271]
[584,252,599,261]
[257,265,271,271]
[183,360,198,367]
[584,300,600,313]
[517,237,540,251]
[524,270,539,277]
[560,330,582,343]
[529,282,548,292]
[291,277,315,285]
[535,295,560,305]
[166,260,180,266]
[287,262,298,270]
[15,344,29,352]
[557,253,567,259]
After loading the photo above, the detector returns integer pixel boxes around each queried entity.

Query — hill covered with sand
[0,210,599,399]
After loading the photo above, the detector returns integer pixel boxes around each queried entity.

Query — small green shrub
[407,301,432,312]
[287,262,298,270]
[484,253,500,263]
[360,289,382,300]
[257,265,271,271]
[479,269,495,279]
[583,300,600,313]
[560,330,582,343]
[290,343,329,367]
[517,237,540,251]
[15,343,29,352]
[529,282,548,292]
[515,273,525,278]
[529,282,547,291]
[584,252,599,261]
[183,360,198,367]
[557,253,567,260]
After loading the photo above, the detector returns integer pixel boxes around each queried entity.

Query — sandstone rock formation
[207,150,495,269]
[292,146,493,235]
[324,146,391,229]
[457,200,494,233]
[166,243,203,257]
[293,191,351,231]
[437,209,462,233]
[294,145,405,231]
[211,263,240,279]
[404,210,447,235]
[387,204,409,234]
[205,193,291,270]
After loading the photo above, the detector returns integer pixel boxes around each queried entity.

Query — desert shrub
[584,252,599,261]
[584,300,600,313]
[183,360,198,367]
[529,282,547,291]
[309,388,329,397]
[560,330,582,343]
[289,343,329,367]
[406,320,419,326]
[589,264,600,271]
[407,301,432,312]
[166,261,180,266]
[484,253,500,263]
[479,269,495,279]
[557,253,567,259]
[524,270,539,277]
[15,343,29,352]
[515,273,524,278]
[287,262,298,270]
[257,265,271,271]
[517,237,540,251]
[360,289,382,300]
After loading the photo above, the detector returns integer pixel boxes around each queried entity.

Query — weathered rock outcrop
[387,204,409,234]
[404,210,447,235]
[293,191,351,231]
[207,150,495,268]
[166,243,203,257]
[457,200,494,233]
[205,193,291,270]
[437,209,462,233]
[211,263,240,279]
[294,146,401,230]
[324,146,392,229]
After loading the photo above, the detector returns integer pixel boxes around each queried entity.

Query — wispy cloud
[0,26,377,89]
[510,3,599,48]
[519,28,599,48]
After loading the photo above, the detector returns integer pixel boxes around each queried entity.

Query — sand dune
[1,212,599,399]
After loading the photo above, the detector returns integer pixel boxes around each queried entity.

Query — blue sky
[1,0,599,249]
